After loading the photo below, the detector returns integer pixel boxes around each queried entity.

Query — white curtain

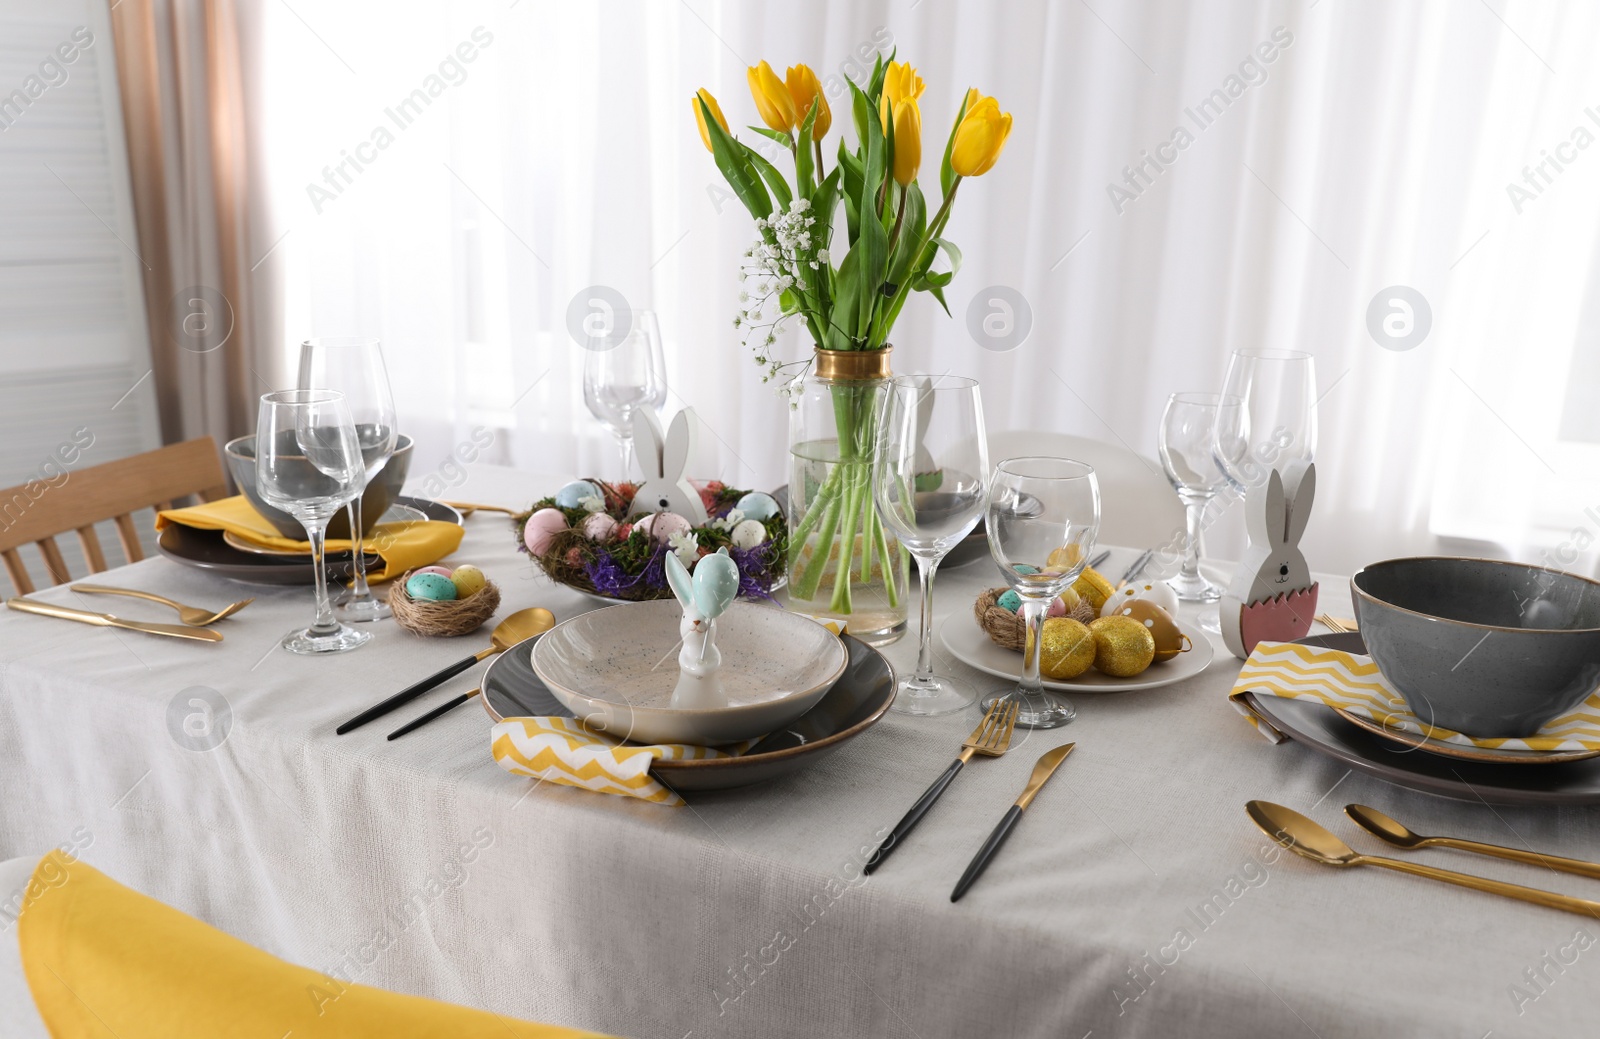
[253,0,1600,577]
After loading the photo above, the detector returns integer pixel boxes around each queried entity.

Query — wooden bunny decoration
[632,409,709,524]
[1220,460,1319,659]
[664,547,741,709]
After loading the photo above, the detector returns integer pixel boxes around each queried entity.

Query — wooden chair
[0,436,228,595]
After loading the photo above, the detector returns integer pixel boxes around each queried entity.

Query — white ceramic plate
[531,599,847,745]
[938,610,1215,692]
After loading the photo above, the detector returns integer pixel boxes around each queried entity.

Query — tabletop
[2,462,1597,1038]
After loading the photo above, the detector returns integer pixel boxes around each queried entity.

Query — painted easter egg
[406,572,458,602]
[735,491,780,522]
[997,589,1022,613]
[412,565,452,579]
[523,508,569,555]
[1100,580,1181,619]
[730,518,767,549]
[555,480,601,509]
[1047,595,1067,618]
[450,565,487,598]
[1088,616,1155,677]
[1114,600,1188,662]
[580,512,619,541]
[1031,618,1096,680]
[638,511,691,543]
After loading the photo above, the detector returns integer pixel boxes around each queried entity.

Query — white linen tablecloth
[3,463,1599,1037]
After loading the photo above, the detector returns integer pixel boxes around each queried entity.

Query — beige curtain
[109,0,280,453]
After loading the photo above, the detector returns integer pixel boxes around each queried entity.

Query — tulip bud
[747,60,797,133]
[692,88,729,153]
[784,63,830,138]
[881,60,926,107]
[889,99,921,186]
[950,93,1012,178]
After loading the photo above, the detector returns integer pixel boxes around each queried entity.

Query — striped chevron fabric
[490,716,752,806]
[1228,641,1600,752]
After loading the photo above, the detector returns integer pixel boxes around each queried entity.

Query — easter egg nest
[974,586,1097,652]
[512,479,787,602]
[390,571,502,637]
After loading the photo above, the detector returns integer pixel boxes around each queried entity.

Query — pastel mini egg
[1047,596,1067,618]
[555,480,601,509]
[580,512,618,540]
[405,572,457,602]
[638,511,691,543]
[997,589,1022,613]
[450,565,487,598]
[523,508,569,555]
[1014,563,1041,575]
[735,491,781,522]
[1100,579,1182,618]
[412,565,453,579]
[729,518,768,549]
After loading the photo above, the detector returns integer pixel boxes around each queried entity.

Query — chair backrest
[0,436,228,594]
[986,431,1186,552]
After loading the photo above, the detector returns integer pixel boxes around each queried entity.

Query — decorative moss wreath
[513,479,787,602]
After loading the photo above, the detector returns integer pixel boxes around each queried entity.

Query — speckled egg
[412,565,453,579]
[555,480,601,509]
[997,589,1022,613]
[1047,596,1067,618]
[637,511,691,543]
[1014,563,1040,575]
[1100,579,1181,619]
[580,512,619,541]
[523,508,569,555]
[735,491,781,522]
[406,572,458,602]
[450,565,487,598]
[730,518,767,549]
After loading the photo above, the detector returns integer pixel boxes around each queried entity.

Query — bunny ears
[1247,461,1315,550]
[632,408,709,524]
[665,547,740,621]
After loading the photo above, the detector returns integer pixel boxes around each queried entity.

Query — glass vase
[785,347,909,645]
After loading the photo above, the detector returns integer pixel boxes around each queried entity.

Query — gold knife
[951,742,1076,901]
[6,598,224,642]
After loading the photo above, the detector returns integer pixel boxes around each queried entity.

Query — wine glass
[298,338,397,623]
[582,309,667,479]
[1159,392,1236,631]
[1214,349,1317,496]
[981,457,1101,729]
[256,390,370,654]
[872,375,989,716]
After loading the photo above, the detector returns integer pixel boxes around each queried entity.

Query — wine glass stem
[912,553,940,681]
[346,498,371,599]
[618,432,636,482]
[1018,597,1047,695]
[1180,491,1207,584]
[305,518,339,636]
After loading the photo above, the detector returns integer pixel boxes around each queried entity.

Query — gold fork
[73,585,254,626]
[1317,612,1359,634]
[863,698,1019,874]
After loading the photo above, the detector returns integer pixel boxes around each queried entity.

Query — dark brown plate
[482,631,895,791]
[156,496,461,586]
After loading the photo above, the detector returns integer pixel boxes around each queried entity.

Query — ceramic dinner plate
[482,631,896,791]
[938,610,1215,692]
[157,496,461,586]
[1242,633,1600,805]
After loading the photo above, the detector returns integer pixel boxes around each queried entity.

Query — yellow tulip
[950,93,1012,177]
[747,60,797,132]
[784,63,830,138]
[692,88,729,153]
[888,99,921,186]
[881,60,926,107]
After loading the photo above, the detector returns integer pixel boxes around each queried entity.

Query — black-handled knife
[864,757,970,874]
[951,742,1075,902]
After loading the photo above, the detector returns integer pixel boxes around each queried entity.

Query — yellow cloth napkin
[491,716,756,806]
[157,495,462,583]
[18,850,613,1038]
[1228,640,1600,751]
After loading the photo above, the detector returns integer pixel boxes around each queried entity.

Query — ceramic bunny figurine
[1220,461,1319,659]
[633,409,709,524]
[664,547,741,709]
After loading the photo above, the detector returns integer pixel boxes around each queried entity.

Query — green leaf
[795,102,817,198]
[700,99,771,219]
[837,140,863,244]
[867,51,889,101]
[744,146,793,213]
[926,283,951,317]
[850,85,870,162]
[887,181,926,286]
[748,126,793,149]
[940,92,972,199]
[833,243,861,344]
[810,166,841,304]
[854,81,888,339]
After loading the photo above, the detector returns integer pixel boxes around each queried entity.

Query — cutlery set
[6,585,255,642]
[1248,800,1600,917]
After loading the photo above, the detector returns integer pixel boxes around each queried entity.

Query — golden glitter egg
[1114,600,1190,663]
[1027,618,1096,680]
[1089,615,1156,677]
[1072,566,1116,611]
[1047,545,1085,570]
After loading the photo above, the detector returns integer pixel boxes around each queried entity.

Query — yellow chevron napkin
[490,716,757,806]
[1228,640,1600,752]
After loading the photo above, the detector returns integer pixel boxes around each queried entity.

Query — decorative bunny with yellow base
[1220,461,1319,659]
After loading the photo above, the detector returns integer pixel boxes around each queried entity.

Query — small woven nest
[974,587,1098,652]
[389,571,502,637]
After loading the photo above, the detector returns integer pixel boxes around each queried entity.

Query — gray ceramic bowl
[1351,557,1600,737]
[225,433,412,540]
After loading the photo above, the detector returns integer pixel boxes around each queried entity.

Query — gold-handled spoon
[1246,800,1600,918]
[1345,804,1600,881]
[73,584,254,626]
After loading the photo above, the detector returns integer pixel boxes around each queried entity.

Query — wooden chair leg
[114,513,145,564]
[2,548,32,596]
[35,537,70,586]
[77,525,109,573]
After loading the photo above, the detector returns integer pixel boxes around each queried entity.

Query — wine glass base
[1197,606,1223,634]
[981,688,1076,729]
[282,624,371,655]
[890,674,978,716]
[335,592,391,623]
[1167,573,1223,603]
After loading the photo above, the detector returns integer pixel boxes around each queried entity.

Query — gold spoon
[1345,804,1600,881]
[334,608,556,734]
[1246,800,1600,918]
[73,584,255,626]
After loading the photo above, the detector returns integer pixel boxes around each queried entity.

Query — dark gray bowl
[225,433,412,540]
[1352,557,1600,737]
